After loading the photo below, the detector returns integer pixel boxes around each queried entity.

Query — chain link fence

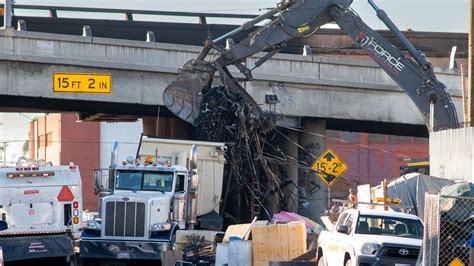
[423,194,474,266]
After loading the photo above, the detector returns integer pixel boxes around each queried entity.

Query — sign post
[328,186,331,210]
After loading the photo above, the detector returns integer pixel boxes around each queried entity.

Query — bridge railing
[0,4,259,24]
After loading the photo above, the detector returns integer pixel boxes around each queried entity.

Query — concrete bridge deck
[0,29,463,136]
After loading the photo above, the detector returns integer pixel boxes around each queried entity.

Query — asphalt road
[4,256,163,266]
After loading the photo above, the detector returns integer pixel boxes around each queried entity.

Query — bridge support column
[142,116,190,139]
[281,128,299,213]
[298,118,327,219]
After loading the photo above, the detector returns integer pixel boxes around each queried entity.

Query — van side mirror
[94,170,102,193]
[0,221,8,231]
[337,224,349,234]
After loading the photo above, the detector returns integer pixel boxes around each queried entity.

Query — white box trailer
[137,136,226,217]
[0,163,83,263]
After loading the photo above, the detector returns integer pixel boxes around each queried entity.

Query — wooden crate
[223,223,252,242]
[252,221,307,266]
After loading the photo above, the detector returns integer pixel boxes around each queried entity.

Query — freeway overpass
[0,29,463,137]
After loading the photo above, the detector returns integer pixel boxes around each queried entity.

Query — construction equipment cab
[164,0,458,131]
[0,162,82,264]
[400,159,430,175]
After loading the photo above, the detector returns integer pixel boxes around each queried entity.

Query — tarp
[272,211,324,233]
[373,173,455,220]
[439,182,474,223]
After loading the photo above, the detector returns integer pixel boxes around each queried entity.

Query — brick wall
[327,131,428,197]
[29,114,100,210]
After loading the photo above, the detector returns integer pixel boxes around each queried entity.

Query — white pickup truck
[316,208,423,266]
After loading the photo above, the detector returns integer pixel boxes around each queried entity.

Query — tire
[344,258,352,266]
[170,231,178,251]
[316,253,325,266]
[81,258,101,266]
[66,255,76,266]
[67,259,75,266]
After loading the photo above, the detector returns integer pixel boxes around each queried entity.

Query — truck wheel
[171,232,178,250]
[344,258,352,266]
[67,259,76,266]
[316,253,325,266]
[81,258,100,266]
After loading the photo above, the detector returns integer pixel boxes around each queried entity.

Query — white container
[215,243,229,266]
[229,240,253,266]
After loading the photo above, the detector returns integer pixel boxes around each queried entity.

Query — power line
[193,7,272,13]
[282,126,414,159]
[18,113,36,120]
[0,139,140,144]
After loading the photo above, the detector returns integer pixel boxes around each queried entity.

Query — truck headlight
[151,222,172,232]
[361,243,379,255]
[84,220,101,231]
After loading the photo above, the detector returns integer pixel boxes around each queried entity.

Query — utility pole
[469,0,474,124]
[2,0,11,29]
[461,65,468,125]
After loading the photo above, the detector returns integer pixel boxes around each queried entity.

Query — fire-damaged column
[298,118,327,219]
[281,128,299,213]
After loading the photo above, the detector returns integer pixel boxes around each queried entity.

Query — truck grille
[104,201,145,237]
[379,246,419,260]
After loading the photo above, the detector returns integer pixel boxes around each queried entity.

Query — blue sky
[13,0,469,33]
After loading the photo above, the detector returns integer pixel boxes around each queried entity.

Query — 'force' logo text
[356,32,405,74]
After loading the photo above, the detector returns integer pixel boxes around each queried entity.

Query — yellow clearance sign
[53,73,112,93]
[311,149,348,187]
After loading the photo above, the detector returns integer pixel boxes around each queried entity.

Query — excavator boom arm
[330,5,458,130]
[163,0,459,130]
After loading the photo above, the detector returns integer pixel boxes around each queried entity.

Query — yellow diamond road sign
[311,149,347,187]
[448,257,465,266]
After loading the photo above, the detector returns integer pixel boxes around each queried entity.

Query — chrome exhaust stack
[96,142,119,214]
[185,144,199,229]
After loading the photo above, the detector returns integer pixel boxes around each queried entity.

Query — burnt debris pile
[195,86,281,222]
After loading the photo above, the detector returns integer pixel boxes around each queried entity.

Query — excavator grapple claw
[163,71,207,126]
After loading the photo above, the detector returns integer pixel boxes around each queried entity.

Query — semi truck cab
[80,137,226,262]
[81,163,189,260]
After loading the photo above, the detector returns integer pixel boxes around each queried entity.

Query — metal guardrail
[0,4,258,24]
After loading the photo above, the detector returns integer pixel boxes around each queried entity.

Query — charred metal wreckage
[195,86,280,221]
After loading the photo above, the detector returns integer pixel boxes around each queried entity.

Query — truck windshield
[115,170,174,192]
[355,215,423,239]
